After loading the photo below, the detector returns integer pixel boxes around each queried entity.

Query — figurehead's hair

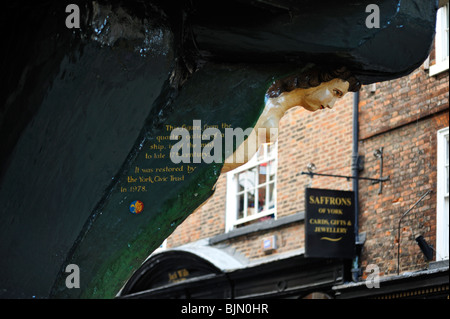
[266,66,361,99]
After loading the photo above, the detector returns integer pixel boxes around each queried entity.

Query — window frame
[430,1,449,76]
[436,127,449,261]
[225,142,278,232]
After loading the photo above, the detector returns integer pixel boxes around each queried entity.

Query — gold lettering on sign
[168,268,190,283]
[314,226,348,234]
[320,237,343,242]
[309,195,352,206]
[121,122,229,193]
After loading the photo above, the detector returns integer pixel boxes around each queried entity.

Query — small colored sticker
[130,200,144,214]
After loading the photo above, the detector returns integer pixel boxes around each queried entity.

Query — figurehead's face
[302,78,350,112]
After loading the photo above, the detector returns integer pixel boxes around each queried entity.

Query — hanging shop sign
[305,188,355,259]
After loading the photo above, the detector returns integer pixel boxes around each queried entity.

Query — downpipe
[351,91,361,282]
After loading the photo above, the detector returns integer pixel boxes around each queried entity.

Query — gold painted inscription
[120,122,230,193]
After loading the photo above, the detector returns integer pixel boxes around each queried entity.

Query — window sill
[233,209,276,227]
[429,57,449,76]
[429,259,449,270]
[209,212,304,245]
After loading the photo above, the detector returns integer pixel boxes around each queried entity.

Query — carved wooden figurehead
[223,67,361,172]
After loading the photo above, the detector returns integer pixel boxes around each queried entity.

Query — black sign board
[305,188,355,259]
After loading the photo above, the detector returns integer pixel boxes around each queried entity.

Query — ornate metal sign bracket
[301,147,390,194]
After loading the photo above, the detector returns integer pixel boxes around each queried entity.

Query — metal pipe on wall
[352,91,360,244]
[351,91,360,282]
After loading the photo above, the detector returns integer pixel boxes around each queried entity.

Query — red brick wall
[222,223,305,260]
[358,57,449,276]
[277,92,354,219]
[359,112,448,275]
[167,174,227,247]
[359,68,448,141]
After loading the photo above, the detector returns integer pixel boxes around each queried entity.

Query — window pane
[258,164,267,185]
[268,160,276,182]
[247,191,255,216]
[446,165,449,194]
[258,186,266,212]
[437,4,450,62]
[446,135,449,164]
[447,135,449,194]
[444,4,449,59]
[237,193,245,219]
[268,182,276,209]
[237,172,245,192]
[248,166,257,187]
[238,169,256,191]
